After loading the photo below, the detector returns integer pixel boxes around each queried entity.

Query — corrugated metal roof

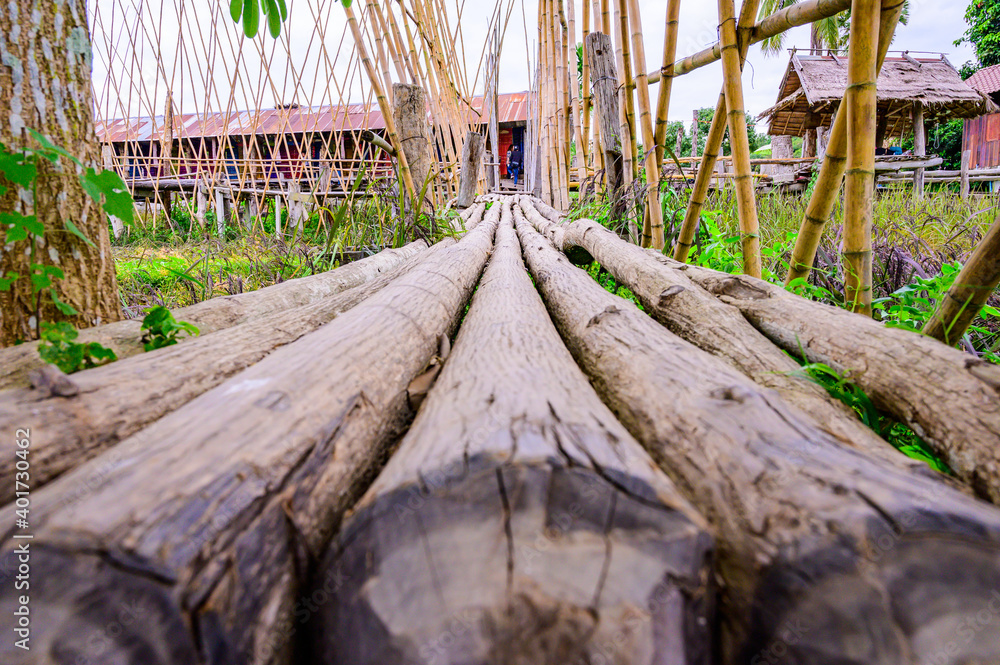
[97,92,529,143]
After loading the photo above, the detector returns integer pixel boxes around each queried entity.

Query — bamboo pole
[567,0,588,183]
[557,0,573,201]
[841,0,880,315]
[923,213,1000,346]
[653,0,682,172]
[627,0,665,249]
[717,0,761,278]
[672,0,761,263]
[784,0,904,285]
[912,101,926,199]
[615,0,638,180]
[648,0,853,84]
[581,0,593,173]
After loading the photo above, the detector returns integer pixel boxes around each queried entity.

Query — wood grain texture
[311,202,713,665]
[554,213,933,474]
[0,240,456,505]
[0,241,427,390]
[0,213,498,665]
[676,261,1000,505]
[515,207,1000,665]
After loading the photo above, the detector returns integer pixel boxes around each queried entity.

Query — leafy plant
[140,306,200,351]
[0,130,135,336]
[37,322,118,374]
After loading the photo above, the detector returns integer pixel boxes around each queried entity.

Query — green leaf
[266,0,281,38]
[63,219,96,247]
[0,271,19,291]
[243,0,260,37]
[50,291,78,316]
[277,0,287,20]
[26,129,83,167]
[5,224,28,243]
[230,0,244,22]
[85,342,117,363]
[80,168,135,224]
[0,149,37,188]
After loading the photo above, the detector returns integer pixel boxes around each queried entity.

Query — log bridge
[2,196,1000,665]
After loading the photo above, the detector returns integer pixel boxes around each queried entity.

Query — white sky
[90,0,977,125]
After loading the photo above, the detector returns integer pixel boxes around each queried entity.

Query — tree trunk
[0,210,499,665]
[313,203,712,664]
[554,212,939,474]
[0,0,121,346]
[0,241,427,390]
[0,240,456,504]
[456,131,484,208]
[393,83,432,208]
[515,209,1000,665]
[675,262,1000,504]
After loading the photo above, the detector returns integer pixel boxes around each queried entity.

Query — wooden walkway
[2,196,1000,664]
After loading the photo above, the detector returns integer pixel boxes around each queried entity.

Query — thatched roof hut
[759,52,997,139]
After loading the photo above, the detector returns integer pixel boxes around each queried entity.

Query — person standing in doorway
[508,144,522,187]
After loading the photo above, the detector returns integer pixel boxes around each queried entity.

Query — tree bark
[0,240,455,504]
[515,209,1000,665]
[0,241,427,390]
[393,83,432,207]
[0,210,499,665]
[554,212,939,474]
[585,32,625,222]
[313,203,712,665]
[456,131,484,208]
[0,0,121,346]
[675,262,1000,504]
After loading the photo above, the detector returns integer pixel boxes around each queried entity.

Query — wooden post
[196,181,208,229]
[913,102,926,199]
[923,212,1000,345]
[214,186,227,237]
[393,83,432,209]
[274,195,283,239]
[961,149,972,200]
[102,145,125,239]
[457,131,484,208]
[717,0,761,278]
[691,109,699,158]
[784,0,904,286]
[586,32,626,225]
[843,0,880,316]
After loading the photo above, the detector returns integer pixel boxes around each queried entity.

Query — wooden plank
[0,242,427,390]
[0,208,500,664]
[515,208,1000,664]
[312,202,712,664]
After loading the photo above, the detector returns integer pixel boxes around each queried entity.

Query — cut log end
[312,460,713,665]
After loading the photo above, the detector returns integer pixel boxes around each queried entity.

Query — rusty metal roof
[97,92,529,143]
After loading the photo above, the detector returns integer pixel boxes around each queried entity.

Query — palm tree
[757,0,909,55]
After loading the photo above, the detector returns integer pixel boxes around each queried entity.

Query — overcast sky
[90,0,978,125]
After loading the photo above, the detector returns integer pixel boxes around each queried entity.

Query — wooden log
[0,242,427,390]
[923,212,1000,345]
[312,202,712,664]
[0,239,459,505]
[514,210,1000,664]
[673,261,1000,504]
[912,105,925,202]
[393,83,433,207]
[555,214,938,474]
[585,32,625,223]
[0,209,500,665]
[456,131,484,208]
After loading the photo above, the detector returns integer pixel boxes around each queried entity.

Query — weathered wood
[515,209,1000,664]
[393,83,433,205]
[674,261,1000,504]
[457,131,484,208]
[0,241,427,390]
[923,212,1000,345]
[555,213,938,474]
[0,210,500,665]
[962,148,972,200]
[0,240,457,504]
[585,32,625,221]
[313,203,712,664]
